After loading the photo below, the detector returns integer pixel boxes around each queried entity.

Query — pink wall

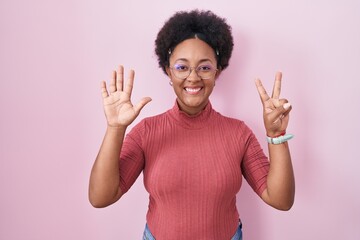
[1,0,359,239]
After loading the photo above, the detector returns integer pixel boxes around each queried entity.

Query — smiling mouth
[184,87,202,93]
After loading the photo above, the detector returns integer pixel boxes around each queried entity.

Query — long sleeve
[118,121,146,194]
[241,127,270,196]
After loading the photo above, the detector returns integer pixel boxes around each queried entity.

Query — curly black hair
[155,10,234,74]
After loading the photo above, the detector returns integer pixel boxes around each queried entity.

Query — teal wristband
[267,134,294,144]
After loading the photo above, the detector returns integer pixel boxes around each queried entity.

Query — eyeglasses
[169,63,218,80]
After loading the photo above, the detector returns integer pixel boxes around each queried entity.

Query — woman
[89,10,295,240]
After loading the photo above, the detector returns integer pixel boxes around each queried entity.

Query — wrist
[267,134,294,144]
[106,124,127,132]
[266,131,286,138]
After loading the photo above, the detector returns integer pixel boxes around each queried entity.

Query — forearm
[89,126,127,208]
[262,142,295,210]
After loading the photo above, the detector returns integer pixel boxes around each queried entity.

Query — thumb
[268,102,292,123]
[134,97,152,114]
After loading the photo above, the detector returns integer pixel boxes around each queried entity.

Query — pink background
[1,0,359,239]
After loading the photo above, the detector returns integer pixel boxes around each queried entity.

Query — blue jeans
[143,223,243,240]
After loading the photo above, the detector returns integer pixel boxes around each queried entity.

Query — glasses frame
[169,65,218,80]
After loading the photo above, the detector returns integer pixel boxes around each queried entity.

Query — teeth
[185,87,201,92]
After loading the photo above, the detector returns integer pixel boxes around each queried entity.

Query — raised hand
[255,72,292,137]
[101,65,152,128]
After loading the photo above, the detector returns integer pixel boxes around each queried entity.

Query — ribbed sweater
[119,102,270,240]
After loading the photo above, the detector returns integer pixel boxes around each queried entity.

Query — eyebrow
[174,58,214,64]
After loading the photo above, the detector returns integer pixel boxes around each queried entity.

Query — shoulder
[141,110,169,126]
[126,110,172,148]
[144,110,168,121]
[129,110,169,133]
[212,109,252,132]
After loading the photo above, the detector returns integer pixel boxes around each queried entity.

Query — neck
[176,99,208,116]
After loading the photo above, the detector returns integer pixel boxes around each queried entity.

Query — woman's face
[166,38,219,115]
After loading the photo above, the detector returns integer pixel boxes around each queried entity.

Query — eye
[174,64,189,71]
[197,65,213,72]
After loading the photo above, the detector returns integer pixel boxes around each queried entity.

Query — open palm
[101,65,152,127]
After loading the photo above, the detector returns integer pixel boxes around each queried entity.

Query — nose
[186,67,201,81]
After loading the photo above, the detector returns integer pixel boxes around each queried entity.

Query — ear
[165,66,171,78]
[215,67,222,80]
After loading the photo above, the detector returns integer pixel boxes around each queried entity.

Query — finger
[116,65,124,92]
[271,71,282,99]
[268,102,292,123]
[109,70,117,93]
[255,78,270,104]
[134,97,152,114]
[278,98,288,106]
[280,105,291,128]
[282,102,292,117]
[272,98,288,113]
[124,69,135,98]
[101,81,109,98]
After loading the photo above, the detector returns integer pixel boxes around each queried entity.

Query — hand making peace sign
[101,65,152,128]
[255,72,292,138]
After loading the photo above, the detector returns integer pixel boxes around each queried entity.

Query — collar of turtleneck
[167,100,214,129]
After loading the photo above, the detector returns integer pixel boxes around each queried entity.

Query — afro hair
[155,10,234,74]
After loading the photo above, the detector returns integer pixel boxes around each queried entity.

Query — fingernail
[283,103,291,110]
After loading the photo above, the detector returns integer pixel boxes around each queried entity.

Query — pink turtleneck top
[119,102,269,240]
